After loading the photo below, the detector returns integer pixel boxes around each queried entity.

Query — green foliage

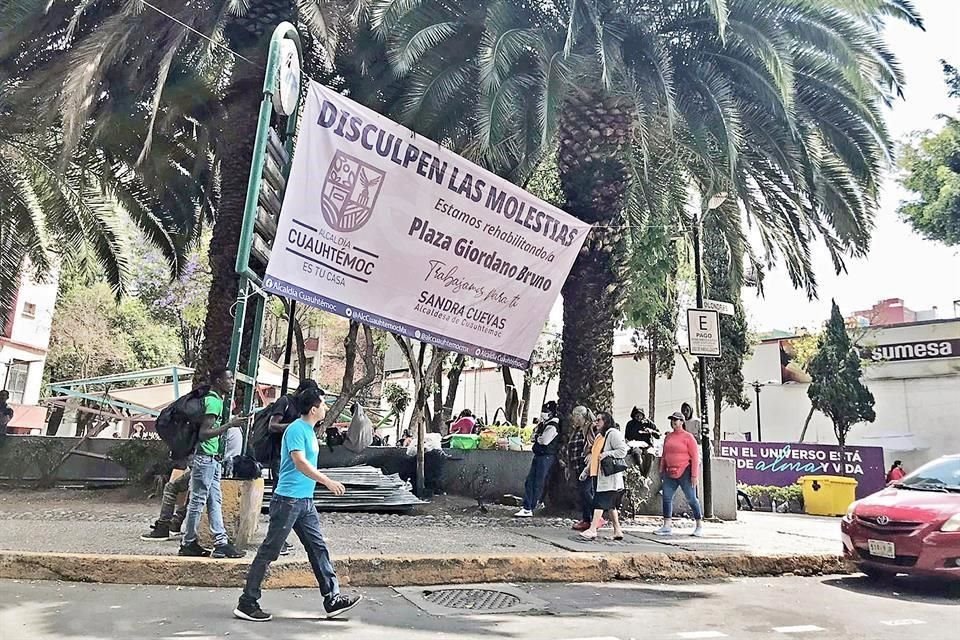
[128,240,212,368]
[529,332,562,387]
[0,3,221,322]
[790,332,823,370]
[383,383,412,416]
[0,437,68,486]
[622,465,658,518]
[368,0,919,294]
[898,99,960,244]
[46,268,181,383]
[807,301,876,448]
[625,209,681,383]
[741,483,804,512]
[704,215,752,416]
[491,424,534,444]
[107,439,169,487]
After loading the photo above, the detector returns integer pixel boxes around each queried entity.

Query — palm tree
[0,6,217,319]
[367,0,921,414]
[1,0,359,376]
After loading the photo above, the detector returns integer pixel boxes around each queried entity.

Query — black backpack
[250,396,300,464]
[155,385,210,459]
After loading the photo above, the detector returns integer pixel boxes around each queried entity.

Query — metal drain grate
[421,588,522,611]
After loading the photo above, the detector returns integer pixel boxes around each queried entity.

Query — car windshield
[896,457,960,492]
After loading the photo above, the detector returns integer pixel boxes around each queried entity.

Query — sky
[742,0,960,332]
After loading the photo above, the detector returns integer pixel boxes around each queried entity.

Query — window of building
[21,303,36,319]
[4,361,30,404]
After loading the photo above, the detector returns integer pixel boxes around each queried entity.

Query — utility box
[798,475,858,516]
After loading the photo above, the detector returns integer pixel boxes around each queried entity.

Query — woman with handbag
[655,412,704,537]
[578,412,628,541]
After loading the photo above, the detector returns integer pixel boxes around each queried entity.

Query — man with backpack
[179,368,247,559]
[233,386,362,622]
[250,379,320,555]
[252,379,320,480]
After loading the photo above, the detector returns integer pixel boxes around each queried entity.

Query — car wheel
[860,565,896,582]
[737,490,753,511]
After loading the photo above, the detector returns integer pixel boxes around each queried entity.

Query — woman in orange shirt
[655,411,703,537]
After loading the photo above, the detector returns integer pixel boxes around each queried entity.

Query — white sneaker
[691,526,704,537]
[514,509,533,518]
[653,526,673,536]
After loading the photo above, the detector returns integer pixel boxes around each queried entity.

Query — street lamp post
[750,380,778,441]
[692,191,727,520]
[752,381,763,441]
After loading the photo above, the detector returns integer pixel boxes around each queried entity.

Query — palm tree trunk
[558,250,617,415]
[196,61,263,378]
[551,91,631,508]
[555,91,631,417]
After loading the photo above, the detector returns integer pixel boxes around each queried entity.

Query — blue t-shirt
[275,418,320,499]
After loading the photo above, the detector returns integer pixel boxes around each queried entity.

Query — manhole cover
[422,588,521,611]
[394,584,549,616]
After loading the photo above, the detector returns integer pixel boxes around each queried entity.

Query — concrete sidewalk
[0,489,847,586]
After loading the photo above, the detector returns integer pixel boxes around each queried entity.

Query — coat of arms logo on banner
[321,150,386,232]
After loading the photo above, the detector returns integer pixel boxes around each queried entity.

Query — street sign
[703,298,735,316]
[687,308,721,357]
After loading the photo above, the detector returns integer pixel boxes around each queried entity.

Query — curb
[0,550,852,588]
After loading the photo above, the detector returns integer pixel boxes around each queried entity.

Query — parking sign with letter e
[687,308,721,357]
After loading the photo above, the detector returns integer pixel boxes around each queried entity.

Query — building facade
[384,317,960,472]
[1,270,58,432]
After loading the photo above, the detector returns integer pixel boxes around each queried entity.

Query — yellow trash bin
[798,475,858,516]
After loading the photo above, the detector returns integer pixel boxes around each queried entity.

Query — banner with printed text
[719,440,886,498]
[264,81,590,368]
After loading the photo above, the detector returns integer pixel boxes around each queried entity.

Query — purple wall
[718,440,886,499]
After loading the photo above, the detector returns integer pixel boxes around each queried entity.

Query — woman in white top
[578,412,628,540]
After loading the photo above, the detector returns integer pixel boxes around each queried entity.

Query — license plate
[868,539,896,559]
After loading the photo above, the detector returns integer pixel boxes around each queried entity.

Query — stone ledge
[0,550,852,588]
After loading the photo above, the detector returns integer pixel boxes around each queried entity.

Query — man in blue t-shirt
[234,387,362,622]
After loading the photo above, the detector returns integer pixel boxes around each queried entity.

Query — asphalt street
[1,575,957,640]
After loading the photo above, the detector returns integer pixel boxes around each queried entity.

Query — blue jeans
[578,477,595,523]
[661,467,703,520]
[181,454,227,547]
[522,455,555,511]
[240,496,339,606]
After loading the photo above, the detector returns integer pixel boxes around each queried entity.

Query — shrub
[491,425,533,444]
[741,483,804,513]
[108,440,169,487]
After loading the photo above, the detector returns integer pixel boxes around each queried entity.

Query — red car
[842,454,960,581]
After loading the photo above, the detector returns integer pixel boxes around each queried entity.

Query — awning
[8,404,48,432]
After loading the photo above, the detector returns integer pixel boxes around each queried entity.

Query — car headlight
[941,514,960,532]
[844,501,858,521]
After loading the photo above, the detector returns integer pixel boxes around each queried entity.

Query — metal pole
[245,296,266,414]
[280,300,297,395]
[692,211,714,519]
[754,384,763,442]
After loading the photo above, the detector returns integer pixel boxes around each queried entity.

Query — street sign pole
[227,22,303,413]
[691,214,714,519]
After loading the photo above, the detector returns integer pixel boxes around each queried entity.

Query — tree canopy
[898,61,960,246]
[807,300,876,448]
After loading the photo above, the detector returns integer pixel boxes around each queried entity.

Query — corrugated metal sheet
[263,465,423,512]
